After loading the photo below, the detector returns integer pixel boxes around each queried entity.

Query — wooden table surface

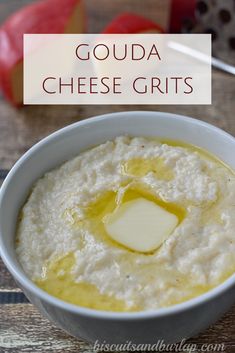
[0,1,235,352]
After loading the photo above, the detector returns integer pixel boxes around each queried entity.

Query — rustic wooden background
[0,0,235,352]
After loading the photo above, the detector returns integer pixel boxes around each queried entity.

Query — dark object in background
[169,0,235,64]
[195,0,235,64]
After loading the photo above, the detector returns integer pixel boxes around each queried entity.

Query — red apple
[102,13,164,34]
[0,0,85,106]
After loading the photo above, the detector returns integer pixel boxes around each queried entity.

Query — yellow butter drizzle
[36,253,137,312]
[80,183,186,252]
[159,138,235,174]
[121,157,174,181]
[164,269,235,307]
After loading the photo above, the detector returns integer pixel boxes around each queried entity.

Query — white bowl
[1,111,235,344]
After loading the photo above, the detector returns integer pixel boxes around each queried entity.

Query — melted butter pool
[81,182,186,252]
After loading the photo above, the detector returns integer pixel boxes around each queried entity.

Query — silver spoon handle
[168,41,235,76]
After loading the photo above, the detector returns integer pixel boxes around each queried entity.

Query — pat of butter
[104,198,178,253]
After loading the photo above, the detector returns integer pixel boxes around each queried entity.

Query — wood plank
[0,292,28,304]
[0,258,18,291]
[0,304,88,352]
[85,0,171,33]
[0,304,234,352]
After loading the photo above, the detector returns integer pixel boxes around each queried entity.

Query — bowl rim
[1,110,235,320]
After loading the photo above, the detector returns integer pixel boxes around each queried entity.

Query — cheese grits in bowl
[1,111,235,344]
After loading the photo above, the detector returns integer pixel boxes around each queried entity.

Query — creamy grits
[16,136,235,311]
